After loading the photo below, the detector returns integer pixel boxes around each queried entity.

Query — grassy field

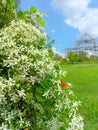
[61,63,98,130]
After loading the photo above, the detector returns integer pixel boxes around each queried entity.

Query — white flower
[17,90,26,98]
[0,20,84,129]
[68,115,84,130]
[0,123,8,130]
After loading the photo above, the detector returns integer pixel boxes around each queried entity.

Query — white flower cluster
[0,20,84,129]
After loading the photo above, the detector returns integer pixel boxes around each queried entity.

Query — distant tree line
[54,33,98,64]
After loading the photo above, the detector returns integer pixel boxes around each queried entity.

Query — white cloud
[51,29,56,33]
[52,47,66,58]
[51,0,98,36]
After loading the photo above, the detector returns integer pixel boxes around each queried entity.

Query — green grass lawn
[61,63,98,130]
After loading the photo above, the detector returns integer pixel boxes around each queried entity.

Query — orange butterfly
[61,81,69,89]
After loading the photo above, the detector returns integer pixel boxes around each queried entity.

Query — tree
[54,53,62,61]
[67,52,79,63]
[79,51,88,62]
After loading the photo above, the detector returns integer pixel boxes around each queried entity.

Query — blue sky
[20,0,98,54]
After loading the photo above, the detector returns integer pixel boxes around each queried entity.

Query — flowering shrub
[0,20,84,130]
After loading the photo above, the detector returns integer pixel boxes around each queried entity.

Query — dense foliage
[67,52,88,63]
[0,20,84,130]
[0,1,84,130]
[0,0,16,28]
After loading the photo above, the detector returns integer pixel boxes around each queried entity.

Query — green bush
[0,17,84,130]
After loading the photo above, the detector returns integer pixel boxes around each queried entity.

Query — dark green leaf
[36,87,43,94]
[17,11,24,17]
[39,81,45,87]
[36,94,46,102]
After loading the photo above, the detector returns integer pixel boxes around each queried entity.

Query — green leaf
[17,11,26,19]
[17,11,24,17]
[37,16,45,27]
[46,74,53,80]
[45,81,51,88]
[36,94,46,102]
[7,0,15,7]
[39,81,45,87]
[30,6,37,14]
[39,80,51,89]
[24,11,29,15]
[26,92,33,101]
[36,87,43,94]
